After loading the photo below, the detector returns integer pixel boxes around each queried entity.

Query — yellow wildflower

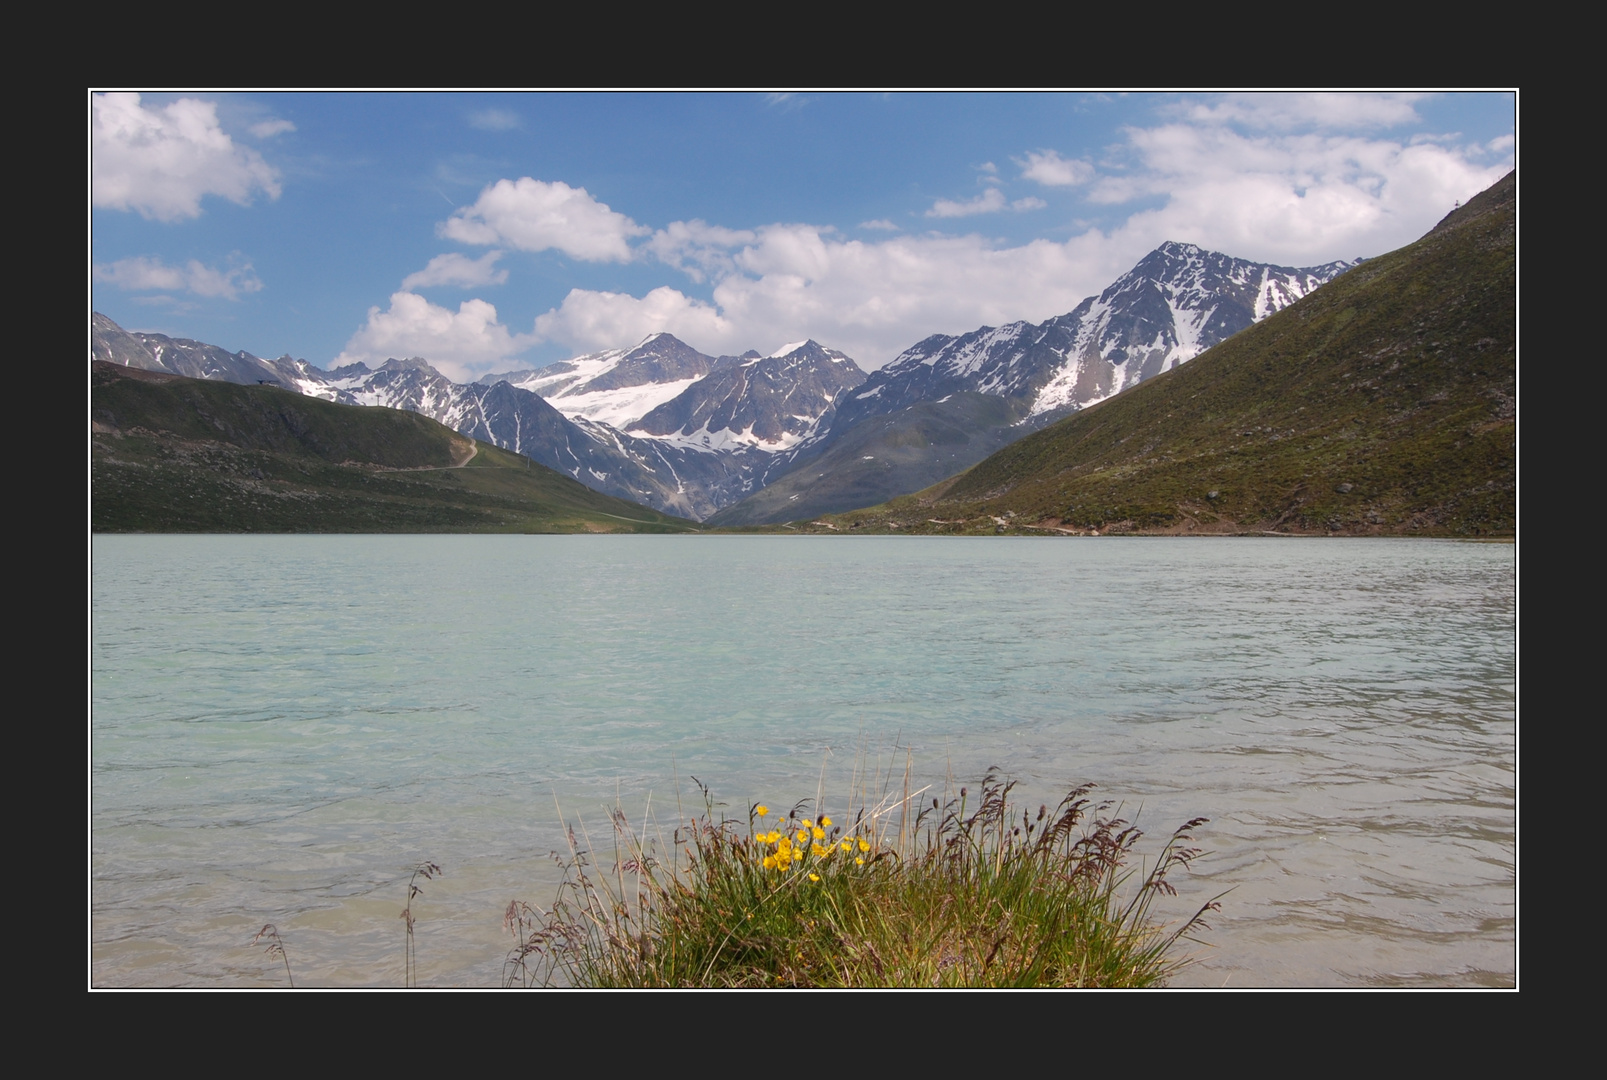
[858,839,870,852]
[811,827,825,840]
[755,804,768,817]
[821,816,833,828]
[808,873,820,882]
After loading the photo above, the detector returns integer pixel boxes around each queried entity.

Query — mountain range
[92,241,1357,523]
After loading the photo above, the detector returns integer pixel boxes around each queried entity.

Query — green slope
[91,363,701,533]
[813,171,1515,538]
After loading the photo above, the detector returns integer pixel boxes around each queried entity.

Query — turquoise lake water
[90,535,1516,987]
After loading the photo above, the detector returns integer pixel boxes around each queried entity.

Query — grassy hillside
[810,172,1515,538]
[91,363,700,533]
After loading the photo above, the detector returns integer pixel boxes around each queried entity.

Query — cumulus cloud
[533,224,1127,367]
[93,255,264,300]
[468,109,521,131]
[92,93,282,222]
[439,177,647,261]
[1017,149,1095,187]
[859,219,899,231]
[534,286,739,354]
[338,292,538,380]
[1087,118,1512,265]
[643,220,758,283]
[926,188,1045,218]
[401,251,509,291]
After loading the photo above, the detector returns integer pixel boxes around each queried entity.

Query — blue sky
[90,91,1515,379]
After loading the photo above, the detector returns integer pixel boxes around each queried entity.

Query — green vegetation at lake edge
[503,774,1215,988]
[803,172,1515,538]
[91,363,699,533]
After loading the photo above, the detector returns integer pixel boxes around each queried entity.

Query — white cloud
[1088,119,1512,265]
[716,226,1119,360]
[643,220,758,283]
[533,225,1129,367]
[859,219,899,231]
[534,286,738,354]
[468,109,521,131]
[92,93,281,222]
[928,188,1007,217]
[93,255,264,300]
[338,292,538,380]
[401,251,509,290]
[926,189,1045,218]
[249,119,296,138]
[439,177,646,262]
[1172,92,1428,130]
[1017,149,1095,187]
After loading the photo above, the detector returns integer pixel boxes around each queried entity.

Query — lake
[90,535,1516,987]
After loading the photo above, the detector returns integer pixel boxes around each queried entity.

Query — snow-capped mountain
[629,340,865,451]
[480,332,717,429]
[441,336,864,511]
[833,243,1355,431]
[91,312,320,389]
[482,336,865,454]
[90,319,863,521]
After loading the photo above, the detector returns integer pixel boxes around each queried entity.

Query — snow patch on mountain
[641,420,813,454]
[538,377,704,429]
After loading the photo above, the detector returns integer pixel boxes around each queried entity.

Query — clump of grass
[505,770,1217,988]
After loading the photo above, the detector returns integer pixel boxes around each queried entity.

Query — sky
[90,91,1515,380]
